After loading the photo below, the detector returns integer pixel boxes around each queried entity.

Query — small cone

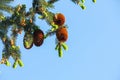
[56,27,68,42]
[53,13,65,26]
[23,32,33,49]
[33,29,44,46]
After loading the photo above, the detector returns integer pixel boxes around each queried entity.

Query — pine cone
[56,27,68,42]
[23,32,33,49]
[53,13,65,26]
[33,29,44,46]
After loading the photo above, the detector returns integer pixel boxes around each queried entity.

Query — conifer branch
[0,0,14,14]
[0,0,96,68]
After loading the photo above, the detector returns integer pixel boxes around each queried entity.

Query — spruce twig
[0,0,96,68]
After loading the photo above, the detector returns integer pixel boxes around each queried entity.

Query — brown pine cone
[33,29,44,46]
[53,13,65,26]
[56,27,68,42]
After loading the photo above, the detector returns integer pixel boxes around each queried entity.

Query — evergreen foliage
[0,0,96,68]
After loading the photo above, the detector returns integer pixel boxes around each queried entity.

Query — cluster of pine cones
[23,13,68,52]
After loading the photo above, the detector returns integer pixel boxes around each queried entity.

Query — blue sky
[0,0,120,80]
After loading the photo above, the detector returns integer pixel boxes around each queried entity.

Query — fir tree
[0,0,96,68]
